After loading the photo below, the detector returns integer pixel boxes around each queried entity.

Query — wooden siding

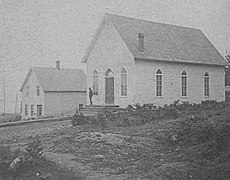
[135,60,225,106]
[21,71,45,119]
[87,17,136,107]
[44,92,86,117]
[85,16,225,107]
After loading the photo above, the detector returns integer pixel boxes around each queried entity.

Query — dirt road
[0,119,71,143]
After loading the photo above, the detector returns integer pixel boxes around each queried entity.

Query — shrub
[71,113,87,126]
[133,103,142,111]
[71,101,229,129]
[201,100,219,110]
[143,103,156,110]
[14,115,22,121]
[161,107,179,119]
[125,104,134,112]
[0,137,44,179]
[103,109,115,121]
[162,115,230,159]
[72,111,113,129]
[96,112,108,129]
[24,135,43,165]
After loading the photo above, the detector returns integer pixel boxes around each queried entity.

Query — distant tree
[225,51,230,86]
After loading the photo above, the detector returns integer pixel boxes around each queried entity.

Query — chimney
[56,61,60,70]
[138,33,144,52]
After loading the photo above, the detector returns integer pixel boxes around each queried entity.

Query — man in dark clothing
[89,88,93,105]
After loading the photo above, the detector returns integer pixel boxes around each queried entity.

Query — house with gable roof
[20,61,86,119]
[81,14,227,107]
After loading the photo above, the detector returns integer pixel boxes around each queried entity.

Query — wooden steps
[79,105,120,116]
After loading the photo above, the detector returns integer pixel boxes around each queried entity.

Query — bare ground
[1,103,230,180]
[0,118,175,180]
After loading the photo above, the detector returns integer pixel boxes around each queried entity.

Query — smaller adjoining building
[20,61,86,119]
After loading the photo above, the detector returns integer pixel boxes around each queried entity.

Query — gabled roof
[82,13,227,66]
[20,67,86,92]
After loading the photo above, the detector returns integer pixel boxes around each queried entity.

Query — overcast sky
[0,0,230,113]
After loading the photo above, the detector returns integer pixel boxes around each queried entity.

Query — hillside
[1,100,230,179]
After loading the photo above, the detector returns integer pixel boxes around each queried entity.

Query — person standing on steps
[89,87,93,105]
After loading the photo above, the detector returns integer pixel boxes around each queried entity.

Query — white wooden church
[82,14,227,107]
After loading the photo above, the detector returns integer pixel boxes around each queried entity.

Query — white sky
[0,0,230,113]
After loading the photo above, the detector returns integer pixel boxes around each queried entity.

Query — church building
[81,14,227,107]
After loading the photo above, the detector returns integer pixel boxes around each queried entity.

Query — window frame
[204,72,210,97]
[121,68,128,96]
[25,104,28,116]
[31,104,34,116]
[93,70,99,95]
[156,69,163,97]
[181,71,187,97]
[37,86,40,96]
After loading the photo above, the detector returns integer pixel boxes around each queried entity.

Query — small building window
[121,68,127,96]
[204,72,209,97]
[26,86,29,96]
[31,105,34,116]
[37,86,40,96]
[182,71,187,97]
[156,69,162,97]
[25,104,28,116]
[93,70,99,95]
[37,105,42,116]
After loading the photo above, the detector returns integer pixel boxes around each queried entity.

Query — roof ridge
[106,13,201,31]
[32,67,84,71]
[82,13,226,66]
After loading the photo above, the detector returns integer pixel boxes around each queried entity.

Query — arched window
[105,68,114,77]
[182,71,187,97]
[204,72,209,97]
[121,68,127,96]
[93,70,98,95]
[156,69,162,97]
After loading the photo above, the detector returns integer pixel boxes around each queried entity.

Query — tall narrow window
[204,72,209,97]
[31,105,34,116]
[93,70,98,95]
[182,71,187,97]
[25,104,28,116]
[37,105,42,116]
[121,68,127,96]
[37,86,40,96]
[156,69,162,97]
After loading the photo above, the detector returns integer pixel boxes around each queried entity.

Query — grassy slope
[52,101,230,180]
[1,101,230,180]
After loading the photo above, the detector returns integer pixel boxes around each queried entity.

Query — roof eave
[44,90,87,93]
[81,15,108,63]
[19,69,32,92]
[134,57,228,67]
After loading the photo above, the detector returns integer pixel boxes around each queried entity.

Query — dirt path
[0,120,71,142]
